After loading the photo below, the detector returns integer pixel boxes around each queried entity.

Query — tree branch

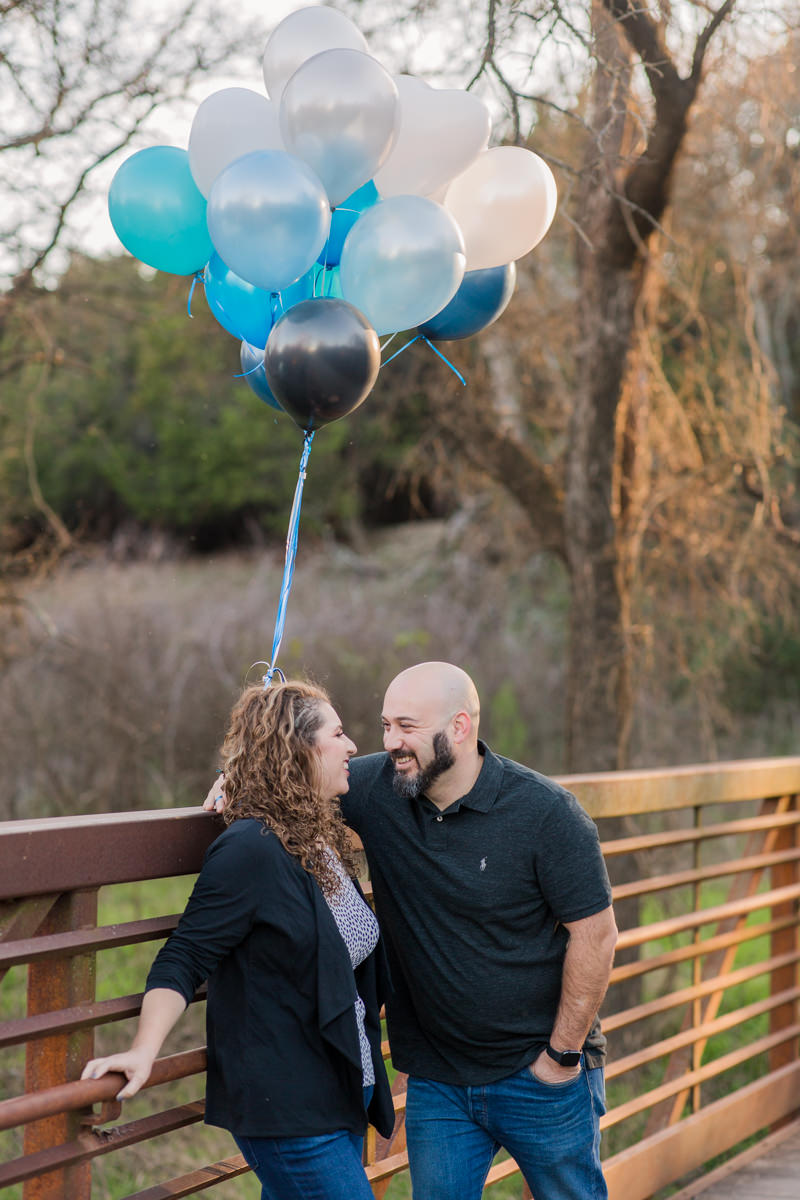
[691,0,739,83]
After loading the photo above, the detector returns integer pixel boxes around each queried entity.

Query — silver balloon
[263,6,368,101]
[280,48,399,207]
[264,298,380,430]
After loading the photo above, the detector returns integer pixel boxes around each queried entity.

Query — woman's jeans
[405,1063,607,1200]
[233,1087,375,1200]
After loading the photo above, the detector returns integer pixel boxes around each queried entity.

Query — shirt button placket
[429,810,447,847]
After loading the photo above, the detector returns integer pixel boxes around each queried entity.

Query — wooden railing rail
[1,755,798,1199]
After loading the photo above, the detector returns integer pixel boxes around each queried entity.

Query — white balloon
[375,75,491,199]
[263,5,368,100]
[188,88,283,198]
[339,195,465,335]
[444,146,558,270]
[280,49,399,207]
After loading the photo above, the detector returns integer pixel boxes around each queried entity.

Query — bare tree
[0,0,257,320]
[0,0,258,631]
[360,0,800,772]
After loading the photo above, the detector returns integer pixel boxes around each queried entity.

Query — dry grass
[0,516,569,822]
[1,510,795,826]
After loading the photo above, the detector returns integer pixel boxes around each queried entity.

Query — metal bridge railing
[1,758,799,1199]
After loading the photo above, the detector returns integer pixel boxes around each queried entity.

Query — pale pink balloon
[444,146,557,270]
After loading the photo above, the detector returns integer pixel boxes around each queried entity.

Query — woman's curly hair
[220,681,356,896]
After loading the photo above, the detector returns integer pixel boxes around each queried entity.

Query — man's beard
[391,731,455,799]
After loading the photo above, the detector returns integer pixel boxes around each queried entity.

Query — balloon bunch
[106,4,558,678]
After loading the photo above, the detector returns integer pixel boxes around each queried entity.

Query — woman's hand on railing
[203,773,228,814]
[81,1048,155,1100]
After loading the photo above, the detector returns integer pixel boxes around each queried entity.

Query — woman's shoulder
[206,816,283,868]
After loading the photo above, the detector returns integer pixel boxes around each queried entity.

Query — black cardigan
[146,817,394,1139]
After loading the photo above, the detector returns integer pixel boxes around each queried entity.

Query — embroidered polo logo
[480,857,487,871]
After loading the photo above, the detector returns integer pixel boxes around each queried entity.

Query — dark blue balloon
[418,262,517,341]
[317,180,378,268]
[240,341,282,411]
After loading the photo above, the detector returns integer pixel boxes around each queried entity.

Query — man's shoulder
[493,749,574,806]
[487,748,597,831]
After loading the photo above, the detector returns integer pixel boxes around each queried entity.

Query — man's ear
[451,710,472,744]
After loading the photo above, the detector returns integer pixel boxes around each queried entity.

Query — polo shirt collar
[449,741,503,813]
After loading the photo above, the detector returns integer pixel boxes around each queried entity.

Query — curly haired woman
[82,681,394,1200]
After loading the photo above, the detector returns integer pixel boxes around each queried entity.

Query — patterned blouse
[323,850,380,1086]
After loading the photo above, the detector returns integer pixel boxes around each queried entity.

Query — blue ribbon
[233,359,261,380]
[187,271,203,318]
[382,333,420,367]
[380,333,467,386]
[263,430,315,686]
[420,335,467,386]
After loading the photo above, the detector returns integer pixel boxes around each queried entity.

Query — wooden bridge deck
[670,1118,800,1199]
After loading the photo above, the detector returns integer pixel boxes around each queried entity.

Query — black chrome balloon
[264,297,380,431]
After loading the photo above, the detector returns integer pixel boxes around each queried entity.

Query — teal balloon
[312,263,343,299]
[108,146,213,275]
[240,341,283,410]
[419,262,516,341]
[318,180,378,267]
[207,150,330,292]
[204,254,274,348]
[276,267,316,314]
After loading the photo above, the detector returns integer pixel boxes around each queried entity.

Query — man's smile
[392,753,418,770]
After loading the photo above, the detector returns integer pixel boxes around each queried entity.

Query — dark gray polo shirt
[341,742,612,1086]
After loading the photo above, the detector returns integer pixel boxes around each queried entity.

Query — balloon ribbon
[187,271,203,318]
[263,429,315,686]
[382,334,467,386]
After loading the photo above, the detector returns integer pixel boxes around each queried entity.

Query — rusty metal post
[23,888,98,1200]
[769,794,800,1074]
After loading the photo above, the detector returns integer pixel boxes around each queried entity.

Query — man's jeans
[405,1063,607,1200]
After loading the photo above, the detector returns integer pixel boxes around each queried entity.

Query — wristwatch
[545,1043,581,1068]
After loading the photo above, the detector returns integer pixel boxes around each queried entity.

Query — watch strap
[545,1043,582,1067]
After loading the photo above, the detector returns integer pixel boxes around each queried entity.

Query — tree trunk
[565,259,638,773]
[564,3,638,774]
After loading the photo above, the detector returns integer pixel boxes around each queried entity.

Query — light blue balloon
[204,253,274,348]
[339,195,465,335]
[419,262,517,341]
[318,181,378,267]
[240,341,283,410]
[207,150,330,293]
[108,146,213,275]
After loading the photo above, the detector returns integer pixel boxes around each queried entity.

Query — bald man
[207,662,616,1200]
